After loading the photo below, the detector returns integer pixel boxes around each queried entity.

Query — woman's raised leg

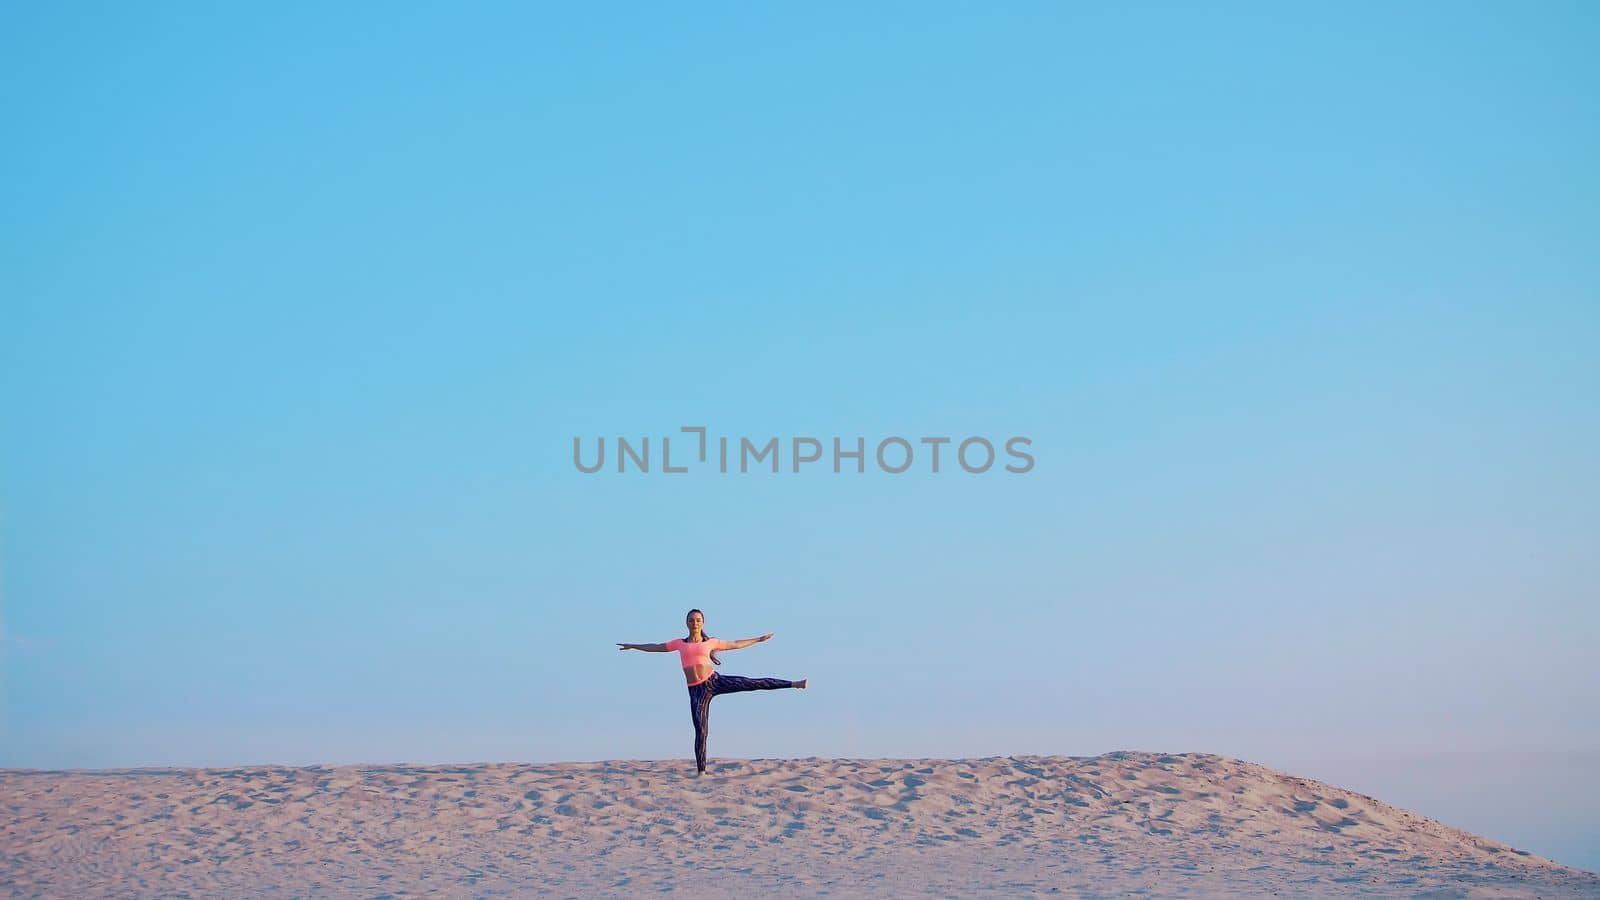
[711,674,802,695]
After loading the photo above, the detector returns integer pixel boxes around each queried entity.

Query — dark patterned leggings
[687,671,797,772]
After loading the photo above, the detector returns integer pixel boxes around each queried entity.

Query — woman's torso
[669,637,720,686]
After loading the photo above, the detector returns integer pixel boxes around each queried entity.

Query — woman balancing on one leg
[618,608,806,775]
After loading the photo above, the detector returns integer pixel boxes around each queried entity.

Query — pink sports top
[666,637,729,684]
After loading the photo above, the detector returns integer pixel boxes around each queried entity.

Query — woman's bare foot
[794,678,808,689]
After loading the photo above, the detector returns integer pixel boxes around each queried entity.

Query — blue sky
[2,0,1596,862]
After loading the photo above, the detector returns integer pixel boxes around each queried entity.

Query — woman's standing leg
[688,680,714,773]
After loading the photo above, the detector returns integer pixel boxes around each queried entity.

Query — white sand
[4,751,1595,897]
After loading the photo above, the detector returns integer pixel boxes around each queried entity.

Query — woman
[618,609,806,775]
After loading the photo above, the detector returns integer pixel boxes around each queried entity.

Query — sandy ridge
[4,751,1595,897]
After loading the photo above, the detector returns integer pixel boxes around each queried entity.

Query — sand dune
[3,751,1595,897]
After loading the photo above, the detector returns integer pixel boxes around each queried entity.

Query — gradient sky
[2,0,1597,867]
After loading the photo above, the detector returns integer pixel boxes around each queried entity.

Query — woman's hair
[685,608,722,666]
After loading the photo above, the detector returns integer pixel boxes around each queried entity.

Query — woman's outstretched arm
[618,642,670,651]
[718,633,775,651]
